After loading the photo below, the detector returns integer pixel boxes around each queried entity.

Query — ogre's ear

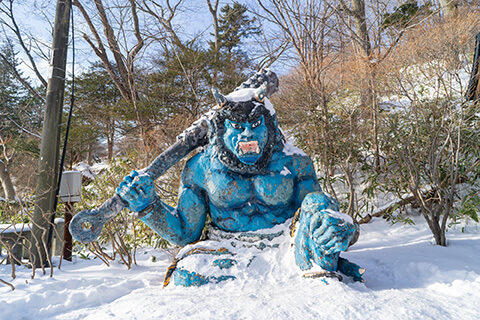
[254,83,267,103]
[212,87,227,107]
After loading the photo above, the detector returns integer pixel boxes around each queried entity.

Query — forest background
[1,0,479,277]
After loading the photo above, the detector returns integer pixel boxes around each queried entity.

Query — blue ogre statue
[117,70,363,286]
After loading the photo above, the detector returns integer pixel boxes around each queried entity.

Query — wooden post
[30,0,71,268]
[58,171,81,261]
[63,203,73,261]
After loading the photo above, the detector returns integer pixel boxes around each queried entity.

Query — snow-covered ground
[1,216,479,320]
[1,60,478,319]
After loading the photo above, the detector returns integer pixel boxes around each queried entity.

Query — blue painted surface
[338,257,365,282]
[116,170,156,212]
[116,83,362,286]
[212,258,236,269]
[174,268,209,286]
[69,116,209,243]
[223,116,268,165]
[174,268,236,286]
[294,192,358,272]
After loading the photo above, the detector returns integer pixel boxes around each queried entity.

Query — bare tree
[257,0,342,197]
[137,0,185,49]
[337,0,371,57]
[0,0,48,89]
[73,0,144,102]
[206,0,220,82]
[0,1,51,201]
[73,0,150,157]
[382,9,480,244]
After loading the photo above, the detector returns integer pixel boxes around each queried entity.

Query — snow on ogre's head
[209,87,284,174]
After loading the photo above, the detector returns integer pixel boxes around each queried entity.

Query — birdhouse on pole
[58,170,82,261]
[59,171,82,203]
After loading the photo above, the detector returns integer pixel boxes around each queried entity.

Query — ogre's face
[223,115,268,165]
[211,96,283,174]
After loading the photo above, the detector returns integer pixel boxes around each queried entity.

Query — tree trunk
[371,71,380,172]
[438,0,458,19]
[107,132,114,162]
[351,0,371,58]
[87,144,93,165]
[0,160,16,200]
[344,161,356,217]
[207,0,220,83]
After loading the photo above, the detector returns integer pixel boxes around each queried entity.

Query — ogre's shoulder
[181,151,210,187]
[269,143,317,180]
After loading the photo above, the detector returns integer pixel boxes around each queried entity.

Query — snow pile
[73,162,109,181]
[1,216,479,319]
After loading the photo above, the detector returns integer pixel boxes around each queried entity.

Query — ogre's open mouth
[238,141,260,154]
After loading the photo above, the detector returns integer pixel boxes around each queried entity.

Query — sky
[3,0,286,88]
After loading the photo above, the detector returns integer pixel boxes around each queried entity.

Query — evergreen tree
[208,1,260,91]
[0,42,23,134]
[0,42,41,199]
[70,62,124,163]
[382,1,431,31]
[216,2,260,54]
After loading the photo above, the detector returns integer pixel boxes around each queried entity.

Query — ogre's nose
[240,125,254,139]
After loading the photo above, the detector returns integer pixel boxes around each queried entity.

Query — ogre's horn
[211,87,227,107]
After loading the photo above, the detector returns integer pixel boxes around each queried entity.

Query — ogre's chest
[205,168,294,211]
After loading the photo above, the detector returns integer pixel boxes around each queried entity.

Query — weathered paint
[223,116,268,165]
[338,257,365,282]
[174,268,236,286]
[163,247,235,287]
[113,72,363,286]
[69,70,278,244]
[69,116,209,243]
[168,222,287,287]
[294,192,358,272]
[212,258,235,269]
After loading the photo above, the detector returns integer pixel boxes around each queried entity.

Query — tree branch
[73,0,131,101]
[0,52,45,102]
[0,0,47,87]
[139,0,185,50]
[0,277,15,291]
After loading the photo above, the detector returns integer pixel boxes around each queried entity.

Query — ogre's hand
[294,192,358,271]
[116,170,156,212]
[309,210,358,257]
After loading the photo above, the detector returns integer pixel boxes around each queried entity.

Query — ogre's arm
[139,186,207,247]
[291,153,322,207]
[290,152,359,273]
[118,155,208,247]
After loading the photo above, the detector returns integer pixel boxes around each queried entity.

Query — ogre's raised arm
[117,154,208,247]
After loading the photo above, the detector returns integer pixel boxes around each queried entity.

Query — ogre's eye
[252,118,262,128]
[232,122,243,130]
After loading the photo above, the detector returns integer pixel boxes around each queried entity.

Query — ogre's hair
[209,98,284,174]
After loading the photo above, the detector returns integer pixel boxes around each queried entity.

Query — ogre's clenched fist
[116,170,156,212]
[295,192,358,271]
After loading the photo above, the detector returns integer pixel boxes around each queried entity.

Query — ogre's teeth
[239,141,259,154]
